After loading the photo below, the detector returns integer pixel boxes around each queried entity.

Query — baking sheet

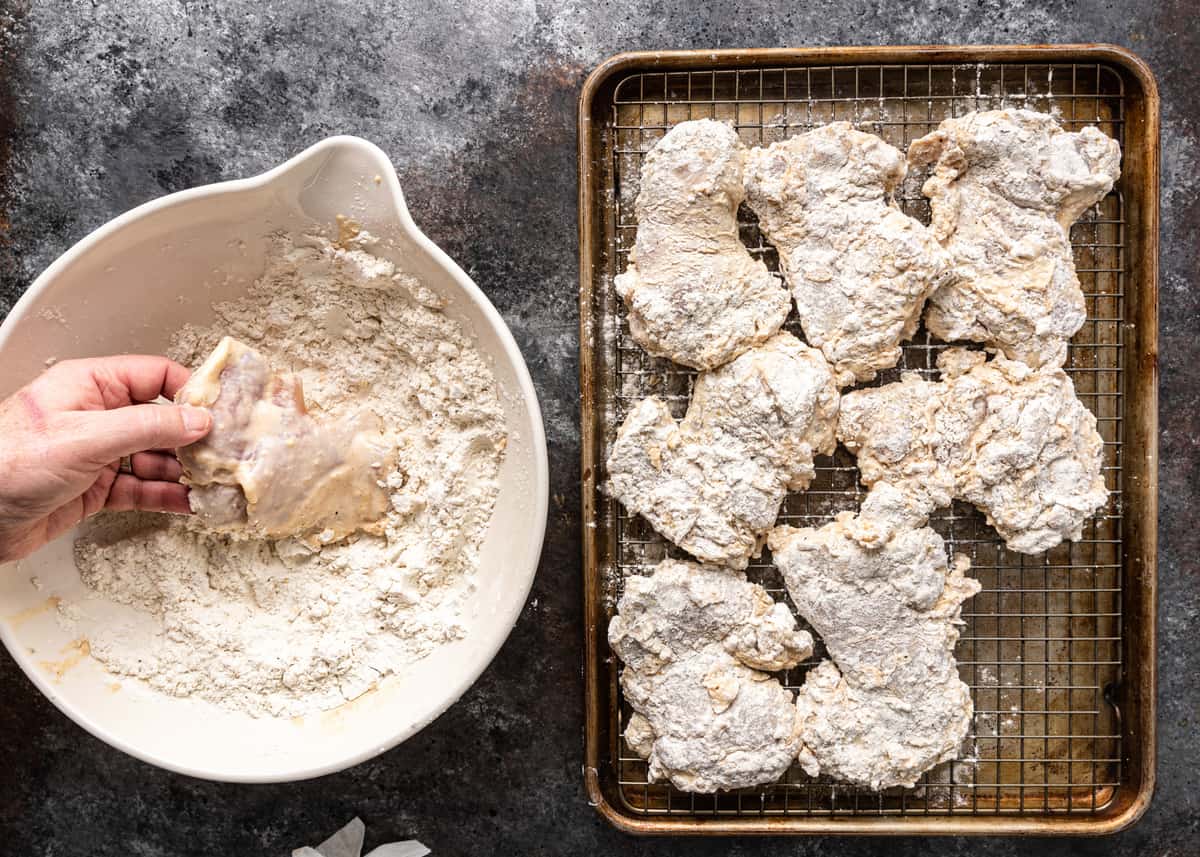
[579,46,1158,835]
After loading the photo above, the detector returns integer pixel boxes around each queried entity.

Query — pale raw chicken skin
[175,336,395,542]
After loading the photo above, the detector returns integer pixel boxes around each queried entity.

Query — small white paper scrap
[293,817,431,857]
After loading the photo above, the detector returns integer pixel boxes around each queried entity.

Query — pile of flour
[69,231,507,718]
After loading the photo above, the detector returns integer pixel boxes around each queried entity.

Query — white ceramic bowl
[0,136,548,782]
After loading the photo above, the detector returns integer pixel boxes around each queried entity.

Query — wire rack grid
[596,62,1127,818]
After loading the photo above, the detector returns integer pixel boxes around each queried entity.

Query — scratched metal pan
[578,44,1158,836]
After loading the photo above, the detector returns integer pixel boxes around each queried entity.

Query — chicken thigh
[608,558,813,792]
[744,123,953,386]
[769,515,979,790]
[615,119,791,370]
[838,348,1108,554]
[176,336,395,542]
[606,332,839,567]
[908,109,1121,369]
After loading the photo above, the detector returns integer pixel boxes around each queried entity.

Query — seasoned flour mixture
[69,232,507,717]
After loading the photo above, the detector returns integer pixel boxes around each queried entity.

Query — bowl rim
[0,135,549,783]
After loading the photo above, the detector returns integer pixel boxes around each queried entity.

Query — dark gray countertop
[0,2,1194,855]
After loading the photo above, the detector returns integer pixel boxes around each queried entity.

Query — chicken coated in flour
[608,558,813,793]
[744,122,954,386]
[768,515,979,790]
[606,332,839,568]
[837,348,1109,554]
[615,119,792,370]
[604,107,1118,795]
[908,109,1121,369]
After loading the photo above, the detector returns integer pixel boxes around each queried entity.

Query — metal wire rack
[597,62,1126,817]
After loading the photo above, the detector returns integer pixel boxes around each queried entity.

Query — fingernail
[181,406,211,434]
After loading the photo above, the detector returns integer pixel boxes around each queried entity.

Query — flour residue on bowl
[67,232,507,718]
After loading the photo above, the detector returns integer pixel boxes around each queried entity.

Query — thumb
[67,403,213,464]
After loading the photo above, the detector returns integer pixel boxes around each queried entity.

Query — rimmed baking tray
[579,45,1158,836]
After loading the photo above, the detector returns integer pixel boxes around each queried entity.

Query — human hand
[0,355,212,563]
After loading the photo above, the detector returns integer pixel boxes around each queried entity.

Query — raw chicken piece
[176,336,395,542]
[608,558,813,792]
[744,123,953,386]
[615,119,791,370]
[838,348,1109,554]
[606,332,839,568]
[769,515,979,790]
[908,109,1121,369]
[609,558,812,675]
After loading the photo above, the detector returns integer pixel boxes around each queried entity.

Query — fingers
[104,475,192,514]
[64,403,212,466]
[129,451,183,482]
[48,355,193,408]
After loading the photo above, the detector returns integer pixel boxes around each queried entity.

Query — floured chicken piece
[769,518,979,790]
[615,119,791,370]
[608,558,813,792]
[606,332,839,567]
[744,123,953,386]
[838,348,1108,554]
[176,336,396,543]
[908,109,1121,369]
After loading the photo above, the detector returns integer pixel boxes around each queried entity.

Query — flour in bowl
[68,231,507,718]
